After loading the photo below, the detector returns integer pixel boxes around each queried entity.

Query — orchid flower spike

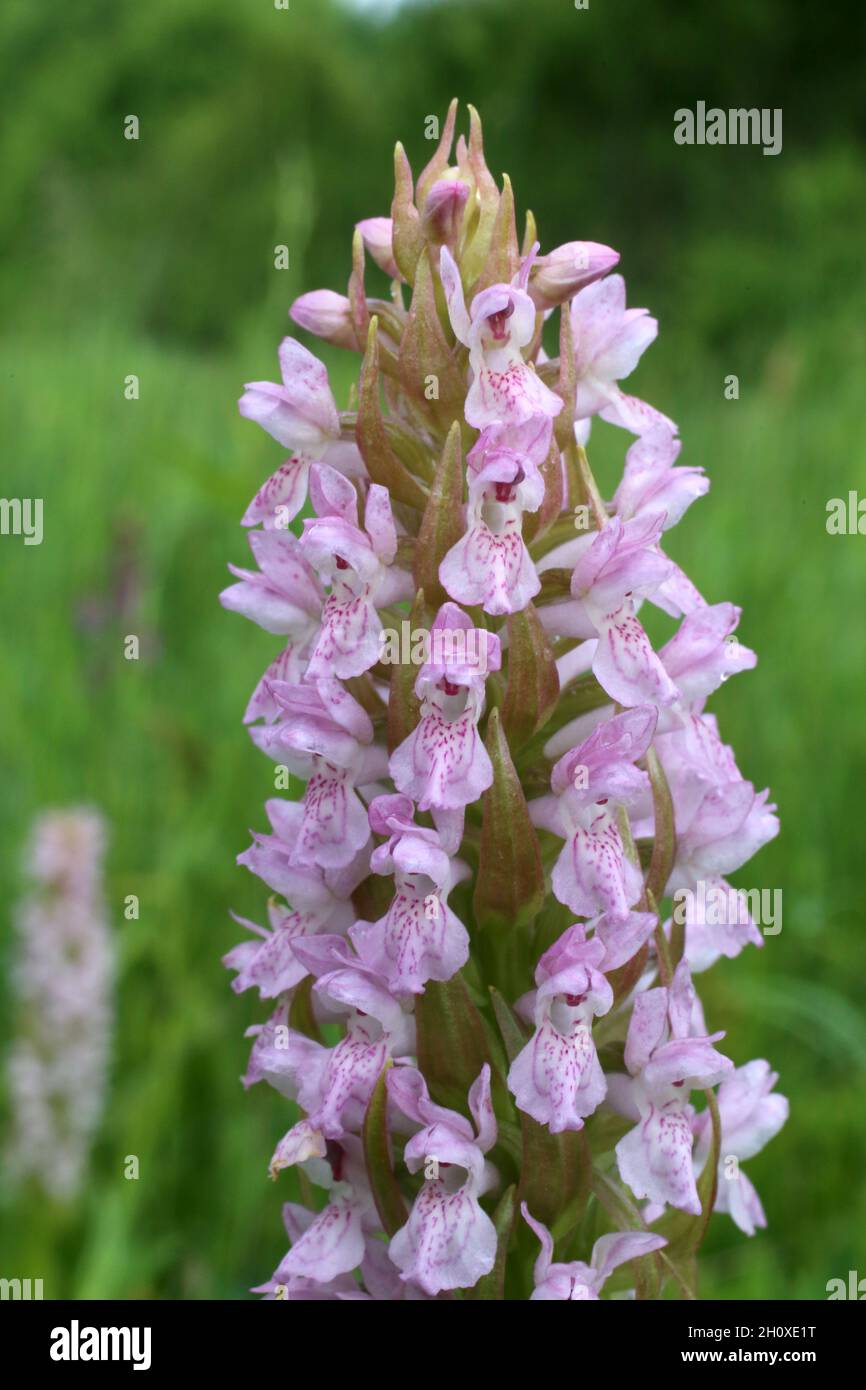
[225,103,784,1300]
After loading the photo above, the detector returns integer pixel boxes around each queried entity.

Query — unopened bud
[528,241,620,309]
[290,289,357,349]
[422,177,470,248]
[356,217,399,279]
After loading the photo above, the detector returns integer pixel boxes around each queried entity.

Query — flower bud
[356,217,399,279]
[290,289,357,349]
[528,240,620,309]
[421,176,470,248]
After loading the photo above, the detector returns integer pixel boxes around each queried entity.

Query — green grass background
[1,0,864,1299]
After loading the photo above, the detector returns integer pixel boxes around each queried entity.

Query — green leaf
[466,1185,516,1300]
[386,589,431,753]
[415,971,498,1118]
[583,1107,632,1156]
[413,422,464,607]
[565,440,608,530]
[501,602,560,749]
[489,985,531,1064]
[645,745,676,903]
[522,436,565,545]
[519,1119,591,1242]
[529,894,577,960]
[362,1065,408,1237]
[517,672,610,770]
[288,974,323,1042]
[590,1168,665,1300]
[473,709,546,941]
[357,318,428,511]
[607,939,651,1006]
[536,567,575,606]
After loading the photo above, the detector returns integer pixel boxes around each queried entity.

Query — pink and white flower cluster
[223,104,785,1300]
[4,808,114,1202]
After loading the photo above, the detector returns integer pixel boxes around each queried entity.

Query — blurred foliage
[2,0,865,349]
[0,0,864,1299]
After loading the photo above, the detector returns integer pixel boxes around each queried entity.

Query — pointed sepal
[473,709,546,936]
[391,142,424,284]
[362,1063,408,1237]
[398,252,467,427]
[473,172,520,296]
[501,603,560,750]
[415,98,459,209]
[519,1119,591,1242]
[645,745,677,904]
[415,971,499,1119]
[357,317,428,510]
[386,588,432,753]
[460,105,502,293]
[414,421,465,606]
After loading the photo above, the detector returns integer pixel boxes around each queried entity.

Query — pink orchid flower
[439,415,551,615]
[249,678,386,871]
[252,935,414,1176]
[531,705,657,921]
[387,1065,498,1295]
[226,109,787,1300]
[652,713,779,895]
[219,528,324,724]
[570,274,676,437]
[614,424,708,530]
[389,602,501,815]
[225,799,369,998]
[522,1204,666,1300]
[612,424,710,615]
[220,528,323,638]
[610,961,733,1214]
[508,912,657,1133]
[421,177,470,248]
[349,794,470,995]
[300,464,413,681]
[664,876,764,974]
[551,513,681,707]
[255,1139,390,1298]
[658,602,757,723]
[238,337,364,525]
[508,924,613,1132]
[440,245,563,428]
